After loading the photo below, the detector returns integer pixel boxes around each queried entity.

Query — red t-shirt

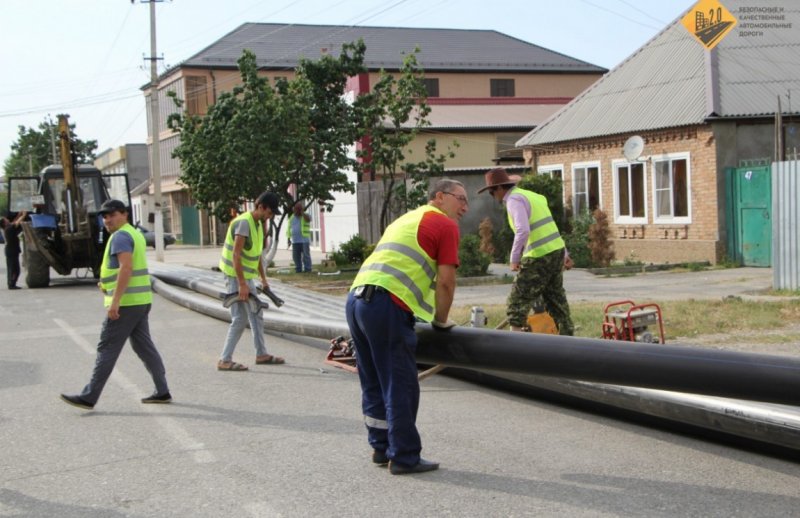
[390,210,460,312]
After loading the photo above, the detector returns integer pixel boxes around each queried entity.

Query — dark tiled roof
[178,23,605,73]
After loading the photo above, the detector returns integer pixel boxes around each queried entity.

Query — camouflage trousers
[507,249,574,335]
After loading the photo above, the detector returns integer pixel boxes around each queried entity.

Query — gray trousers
[80,304,169,405]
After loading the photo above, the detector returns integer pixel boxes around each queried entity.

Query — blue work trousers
[291,242,312,273]
[345,289,421,466]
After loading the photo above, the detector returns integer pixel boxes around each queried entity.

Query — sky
[0,0,694,172]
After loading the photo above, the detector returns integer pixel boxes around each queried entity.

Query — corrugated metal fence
[772,160,800,290]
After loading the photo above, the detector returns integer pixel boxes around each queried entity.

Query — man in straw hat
[478,168,574,335]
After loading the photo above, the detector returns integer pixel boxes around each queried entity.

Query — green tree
[516,173,566,232]
[168,43,367,227]
[3,116,97,177]
[354,49,457,233]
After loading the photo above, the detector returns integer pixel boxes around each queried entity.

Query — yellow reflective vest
[219,212,264,279]
[351,205,440,322]
[99,223,152,307]
[285,214,311,239]
[507,187,565,259]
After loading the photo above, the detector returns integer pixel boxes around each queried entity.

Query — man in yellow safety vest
[217,191,285,371]
[479,168,574,335]
[60,199,171,410]
[346,178,468,475]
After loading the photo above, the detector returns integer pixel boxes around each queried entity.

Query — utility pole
[139,0,165,261]
[48,115,57,164]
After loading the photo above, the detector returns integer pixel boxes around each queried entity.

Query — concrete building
[94,144,151,224]
[143,23,605,249]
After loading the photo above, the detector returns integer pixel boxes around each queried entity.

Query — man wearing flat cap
[479,168,574,335]
[61,199,171,410]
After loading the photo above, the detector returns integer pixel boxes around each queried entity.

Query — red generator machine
[602,300,665,344]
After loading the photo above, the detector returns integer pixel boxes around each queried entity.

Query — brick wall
[527,124,724,264]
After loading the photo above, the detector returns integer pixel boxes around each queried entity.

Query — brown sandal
[255,354,285,365]
[217,360,248,371]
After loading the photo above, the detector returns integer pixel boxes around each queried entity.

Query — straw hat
[477,168,522,194]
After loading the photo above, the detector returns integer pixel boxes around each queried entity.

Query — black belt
[354,284,387,302]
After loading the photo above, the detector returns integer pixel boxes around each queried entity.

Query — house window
[185,76,208,116]
[614,161,646,221]
[422,78,439,97]
[653,154,690,222]
[537,165,563,181]
[490,78,515,97]
[572,162,600,214]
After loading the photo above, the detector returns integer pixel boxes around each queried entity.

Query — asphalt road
[2,249,800,516]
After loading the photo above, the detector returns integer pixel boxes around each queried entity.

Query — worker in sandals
[217,191,285,371]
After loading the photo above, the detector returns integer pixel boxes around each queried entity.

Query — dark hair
[255,191,281,215]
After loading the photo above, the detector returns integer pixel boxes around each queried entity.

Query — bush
[458,234,492,277]
[517,173,567,232]
[563,211,593,268]
[492,223,514,263]
[478,217,495,257]
[331,234,370,266]
[588,209,615,267]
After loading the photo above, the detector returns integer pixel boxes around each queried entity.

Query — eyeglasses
[442,192,469,205]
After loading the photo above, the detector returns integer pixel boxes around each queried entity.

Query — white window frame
[571,161,602,215]
[612,159,648,224]
[651,152,692,224]
[537,164,564,204]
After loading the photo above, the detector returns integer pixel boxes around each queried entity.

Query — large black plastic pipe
[414,325,800,406]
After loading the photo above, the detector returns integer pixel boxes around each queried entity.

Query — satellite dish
[622,136,644,161]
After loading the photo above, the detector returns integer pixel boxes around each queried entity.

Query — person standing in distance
[217,191,285,371]
[60,200,171,410]
[1,210,27,290]
[346,178,468,475]
[286,201,313,273]
[479,168,574,335]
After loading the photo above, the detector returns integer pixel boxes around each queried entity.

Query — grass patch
[271,264,359,295]
[451,298,800,340]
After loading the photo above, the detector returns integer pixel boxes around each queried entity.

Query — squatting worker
[345,178,467,475]
[60,200,171,410]
[217,192,285,371]
[478,168,574,335]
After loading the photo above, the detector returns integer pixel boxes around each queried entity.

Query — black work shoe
[389,458,439,475]
[141,392,172,404]
[372,450,389,466]
[60,394,94,410]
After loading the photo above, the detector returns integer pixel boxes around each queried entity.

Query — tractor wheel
[25,248,51,288]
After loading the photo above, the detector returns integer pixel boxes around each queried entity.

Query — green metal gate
[180,205,200,245]
[725,166,771,267]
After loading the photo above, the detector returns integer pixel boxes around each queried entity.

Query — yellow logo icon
[681,0,737,49]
